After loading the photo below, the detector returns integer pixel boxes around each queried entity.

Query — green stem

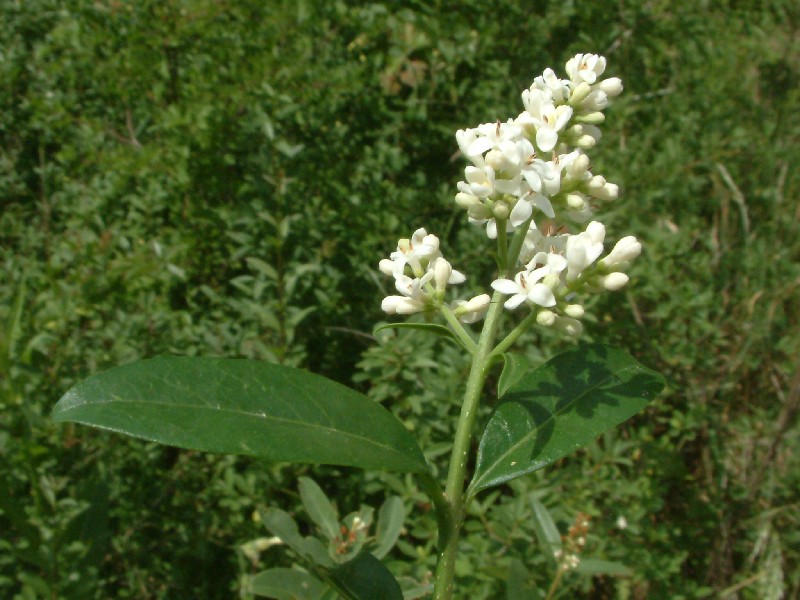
[496,220,509,272]
[417,473,453,551]
[431,221,532,599]
[439,304,478,354]
[488,309,539,361]
[432,288,505,599]
[544,566,566,600]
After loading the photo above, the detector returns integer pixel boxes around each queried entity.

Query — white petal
[449,269,467,284]
[491,279,519,295]
[536,128,558,152]
[509,198,532,227]
[379,259,395,276]
[504,294,527,309]
[530,193,555,219]
[527,283,556,307]
[467,136,494,156]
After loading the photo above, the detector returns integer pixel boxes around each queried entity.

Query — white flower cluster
[379,54,640,334]
[455,53,623,239]
[379,228,490,323]
[463,54,638,334]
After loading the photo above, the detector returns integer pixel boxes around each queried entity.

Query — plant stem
[431,220,532,599]
[544,566,566,600]
[439,304,478,354]
[496,220,509,272]
[431,288,505,599]
[488,309,539,360]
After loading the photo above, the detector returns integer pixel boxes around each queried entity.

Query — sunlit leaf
[470,344,663,495]
[52,357,428,474]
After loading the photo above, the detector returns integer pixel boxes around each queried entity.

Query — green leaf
[249,568,327,599]
[529,496,561,565]
[497,353,531,398]
[575,559,632,576]
[506,558,533,600]
[52,357,428,474]
[373,496,404,559]
[298,477,340,542]
[259,508,333,568]
[373,323,463,347]
[245,256,279,279]
[325,551,403,600]
[259,508,305,554]
[469,344,664,495]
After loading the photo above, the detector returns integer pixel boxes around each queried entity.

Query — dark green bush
[2,0,798,598]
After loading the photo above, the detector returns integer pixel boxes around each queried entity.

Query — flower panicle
[379,228,490,323]
[379,53,641,338]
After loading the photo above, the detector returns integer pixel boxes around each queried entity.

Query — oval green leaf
[52,356,428,474]
[469,344,664,495]
[249,568,327,599]
[299,477,341,542]
[373,496,405,559]
[529,496,562,565]
[326,551,403,600]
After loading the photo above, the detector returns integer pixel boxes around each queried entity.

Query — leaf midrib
[56,394,424,469]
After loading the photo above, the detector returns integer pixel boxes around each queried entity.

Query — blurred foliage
[1,0,798,598]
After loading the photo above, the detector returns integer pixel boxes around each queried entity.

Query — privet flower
[379,229,488,323]
[381,53,641,338]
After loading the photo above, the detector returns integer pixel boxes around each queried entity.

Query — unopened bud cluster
[380,54,640,333]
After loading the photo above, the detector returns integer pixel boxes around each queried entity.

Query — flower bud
[378,258,395,276]
[582,90,609,111]
[600,272,629,290]
[598,77,623,97]
[586,175,607,195]
[454,294,491,323]
[537,309,556,326]
[542,272,561,291]
[576,135,596,149]
[485,149,506,171]
[566,193,586,210]
[455,192,479,209]
[568,152,590,177]
[602,236,642,266]
[564,304,585,318]
[601,182,619,201]
[382,296,424,315]
[569,82,592,105]
[493,203,510,220]
[575,111,605,125]
[433,258,452,291]
[467,203,493,220]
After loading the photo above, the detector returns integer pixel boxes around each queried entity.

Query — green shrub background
[2,1,798,598]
